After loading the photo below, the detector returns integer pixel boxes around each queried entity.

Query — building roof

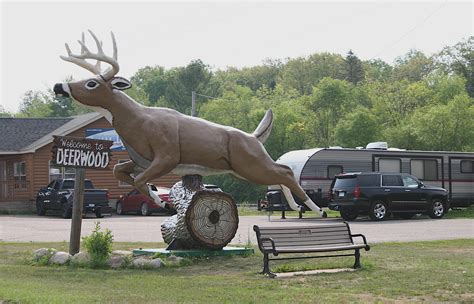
[0,112,103,154]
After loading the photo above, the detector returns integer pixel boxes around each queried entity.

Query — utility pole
[191,91,197,117]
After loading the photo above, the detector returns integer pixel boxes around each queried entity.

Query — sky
[1,0,472,113]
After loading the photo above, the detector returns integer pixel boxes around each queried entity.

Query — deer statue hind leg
[229,138,325,217]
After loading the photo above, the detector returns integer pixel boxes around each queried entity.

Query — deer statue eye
[85,80,99,90]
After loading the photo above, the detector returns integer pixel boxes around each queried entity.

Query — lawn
[0,239,472,303]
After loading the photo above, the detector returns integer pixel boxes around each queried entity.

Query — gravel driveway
[1,214,473,245]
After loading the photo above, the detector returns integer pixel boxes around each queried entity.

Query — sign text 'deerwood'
[52,136,113,169]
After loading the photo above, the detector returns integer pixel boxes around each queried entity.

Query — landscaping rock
[71,251,90,265]
[132,256,163,269]
[167,255,184,264]
[50,251,71,265]
[107,255,128,269]
[34,248,56,261]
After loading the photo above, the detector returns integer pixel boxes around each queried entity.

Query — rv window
[379,159,401,173]
[411,159,438,180]
[382,175,403,187]
[327,166,343,178]
[461,160,474,173]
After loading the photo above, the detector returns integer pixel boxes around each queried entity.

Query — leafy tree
[0,106,12,117]
[215,59,282,91]
[345,50,365,85]
[305,77,352,146]
[363,59,393,82]
[279,53,346,95]
[385,94,474,151]
[435,36,474,97]
[424,73,467,105]
[392,50,434,82]
[334,107,380,148]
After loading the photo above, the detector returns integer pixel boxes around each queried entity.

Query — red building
[0,113,179,212]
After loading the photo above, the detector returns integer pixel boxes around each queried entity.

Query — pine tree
[345,50,365,85]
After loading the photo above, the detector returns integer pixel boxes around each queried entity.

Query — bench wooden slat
[259,231,352,240]
[262,239,352,248]
[274,243,367,253]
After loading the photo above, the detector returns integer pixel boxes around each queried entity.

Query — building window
[49,161,75,181]
[411,159,438,180]
[461,160,474,173]
[327,165,343,178]
[13,162,26,188]
[379,158,401,173]
[118,160,132,187]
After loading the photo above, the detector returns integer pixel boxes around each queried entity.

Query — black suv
[328,172,449,221]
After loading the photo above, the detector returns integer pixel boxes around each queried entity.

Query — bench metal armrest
[260,237,277,254]
[351,234,370,250]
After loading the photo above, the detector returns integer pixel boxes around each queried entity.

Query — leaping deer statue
[54,30,325,217]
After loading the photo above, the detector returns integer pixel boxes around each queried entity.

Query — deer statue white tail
[54,30,325,216]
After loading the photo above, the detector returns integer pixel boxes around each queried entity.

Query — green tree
[363,59,393,82]
[386,94,474,151]
[435,36,474,97]
[305,77,352,146]
[279,53,346,95]
[392,50,434,82]
[334,107,380,148]
[0,106,12,117]
[345,50,365,85]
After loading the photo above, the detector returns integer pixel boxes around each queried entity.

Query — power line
[373,0,448,60]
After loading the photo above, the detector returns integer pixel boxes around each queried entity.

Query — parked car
[116,184,222,216]
[116,187,174,216]
[36,179,110,218]
[328,172,449,221]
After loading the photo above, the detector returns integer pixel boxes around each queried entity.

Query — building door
[0,161,6,199]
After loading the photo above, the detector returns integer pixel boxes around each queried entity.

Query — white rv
[271,143,473,208]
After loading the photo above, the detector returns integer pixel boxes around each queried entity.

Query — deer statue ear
[110,77,132,90]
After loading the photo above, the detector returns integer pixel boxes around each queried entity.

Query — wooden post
[69,168,85,255]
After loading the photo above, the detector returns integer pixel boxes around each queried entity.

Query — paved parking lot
[1,214,472,245]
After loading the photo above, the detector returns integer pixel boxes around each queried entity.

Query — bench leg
[260,253,276,278]
[353,249,361,268]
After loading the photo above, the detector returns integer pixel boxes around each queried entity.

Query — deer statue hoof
[147,183,165,208]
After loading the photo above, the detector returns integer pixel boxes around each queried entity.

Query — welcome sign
[52,136,113,169]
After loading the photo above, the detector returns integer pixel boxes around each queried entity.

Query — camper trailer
[267,142,473,211]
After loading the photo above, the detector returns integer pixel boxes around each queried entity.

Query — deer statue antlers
[60,30,119,81]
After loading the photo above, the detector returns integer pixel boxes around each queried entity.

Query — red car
[115,187,175,216]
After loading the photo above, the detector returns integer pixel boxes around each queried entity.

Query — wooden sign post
[51,136,113,255]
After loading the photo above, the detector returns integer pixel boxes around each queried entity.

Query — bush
[82,222,113,268]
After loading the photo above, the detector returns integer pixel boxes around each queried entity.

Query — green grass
[445,205,474,218]
[0,240,473,303]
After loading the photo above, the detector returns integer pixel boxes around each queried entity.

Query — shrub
[82,222,113,268]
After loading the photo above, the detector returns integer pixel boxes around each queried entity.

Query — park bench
[253,222,370,277]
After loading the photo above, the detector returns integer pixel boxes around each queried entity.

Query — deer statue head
[54,30,131,109]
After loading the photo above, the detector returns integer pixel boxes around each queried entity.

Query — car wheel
[62,202,72,219]
[369,200,388,221]
[140,203,151,216]
[428,199,445,219]
[95,209,104,218]
[36,199,46,216]
[116,202,123,215]
[397,213,415,220]
[340,210,358,221]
